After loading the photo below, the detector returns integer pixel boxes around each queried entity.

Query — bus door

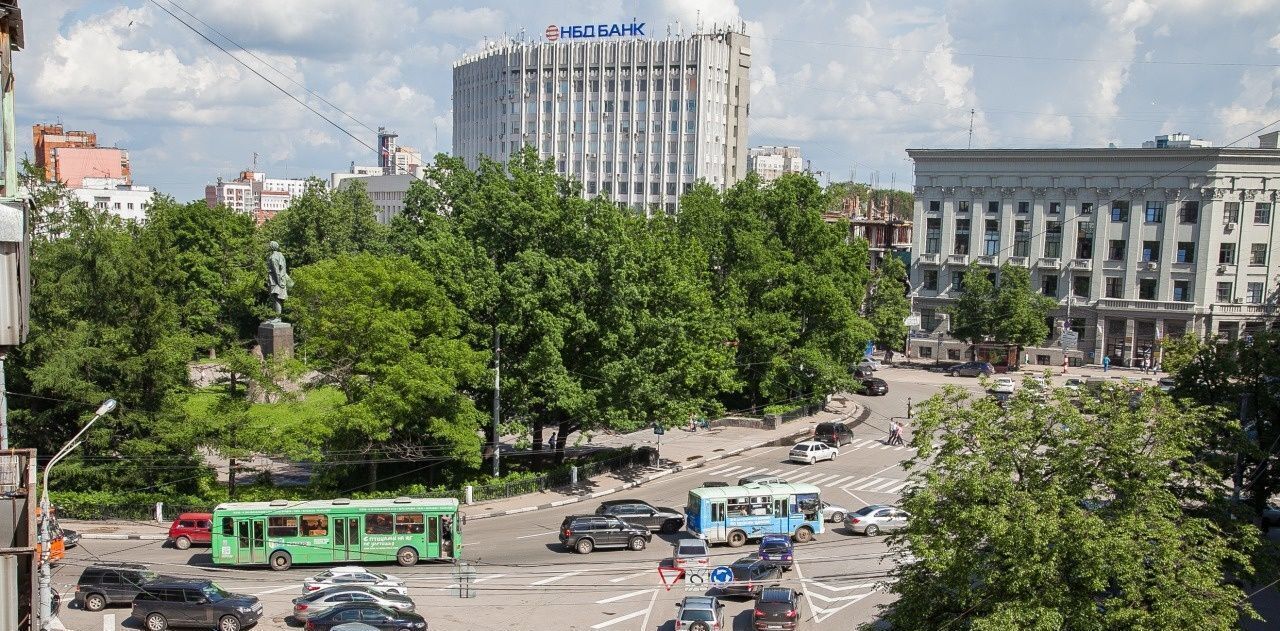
[708,502,727,543]
[236,519,267,564]
[774,498,789,530]
[332,516,361,561]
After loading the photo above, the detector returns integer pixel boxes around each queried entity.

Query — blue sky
[18,0,1280,201]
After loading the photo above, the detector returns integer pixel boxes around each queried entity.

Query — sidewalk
[65,397,868,538]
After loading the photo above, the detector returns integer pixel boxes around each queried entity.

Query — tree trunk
[554,417,577,466]
[532,419,545,452]
[367,456,378,492]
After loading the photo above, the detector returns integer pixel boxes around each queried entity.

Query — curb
[79,533,168,541]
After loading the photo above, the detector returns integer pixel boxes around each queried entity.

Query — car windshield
[678,545,706,556]
[202,583,231,602]
[680,610,716,622]
[761,542,789,553]
[759,589,793,603]
[854,506,877,516]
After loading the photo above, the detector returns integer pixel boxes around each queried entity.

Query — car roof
[143,579,214,588]
[677,538,707,547]
[175,512,213,519]
[760,533,791,542]
[598,499,651,506]
[793,440,827,447]
[759,587,796,602]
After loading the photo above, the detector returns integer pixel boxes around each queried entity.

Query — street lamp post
[39,398,116,630]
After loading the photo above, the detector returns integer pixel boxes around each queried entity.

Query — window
[1176,242,1195,263]
[947,348,961,360]
[925,219,942,254]
[1173,280,1191,302]
[1018,201,1029,214]
[929,200,940,213]
[395,513,425,534]
[1144,201,1165,223]
[1220,243,1236,264]
[952,271,965,290]
[1050,202,1061,215]
[1180,201,1199,223]
[1138,278,1157,300]
[1256,203,1273,224]
[1105,277,1123,298]
[268,515,298,538]
[922,308,938,331]
[1108,239,1127,261]
[983,219,1000,255]
[1250,243,1268,266]
[954,219,970,255]
[988,201,999,214]
[365,513,394,535]
[923,270,938,291]
[1081,202,1094,215]
[919,346,933,359]
[1013,220,1030,257]
[1224,202,1241,224]
[1216,282,1233,303]
[1044,222,1062,258]
[1141,241,1160,262]
[1041,275,1058,298]
[300,514,328,537]
[1073,275,1091,298]
[958,201,970,213]
[1076,223,1094,258]
[1111,201,1130,222]
[221,517,234,536]
[1247,282,1264,303]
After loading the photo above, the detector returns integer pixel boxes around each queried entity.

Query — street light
[38,398,116,630]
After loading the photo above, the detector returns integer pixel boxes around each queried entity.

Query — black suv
[559,515,652,554]
[813,422,854,447]
[74,562,161,612]
[595,499,685,533]
[132,579,261,631]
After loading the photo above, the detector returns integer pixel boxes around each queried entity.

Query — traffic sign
[709,566,733,587]
[1060,330,1079,350]
[657,566,683,591]
[684,569,707,591]
[653,423,665,436]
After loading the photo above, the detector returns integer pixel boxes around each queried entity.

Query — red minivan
[167,512,213,550]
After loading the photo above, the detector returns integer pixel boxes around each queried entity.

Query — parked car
[789,440,839,464]
[303,567,407,596]
[301,603,426,631]
[949,362,994,377]
[990,376,1016,394]
[131,579,261,631]
[757,534,794,571]
[292,586,415,622]
[61,528,81,549]
[753,586,803,631]
[845,504,910,536]
[739,474,788,486]
[675,595,725,631]
[595,499,685,533]
[813,422,854,447]
[167,512,213,550]
[721,556,783,599]
[559,515,651,554]
[673,538,710,572]
[819,500,849,523]
[74,562,161,612]
[857,375,889,396]
[856,359,881,372]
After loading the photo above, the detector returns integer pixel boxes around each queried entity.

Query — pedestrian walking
[1102,355,1111,372]
[888,420,901,445]
[547,431,557,449]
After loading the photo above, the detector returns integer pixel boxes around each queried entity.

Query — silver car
[301,566,407,596]
[819,500,849,523]
[291,585,415,621]
[845,504,909,536]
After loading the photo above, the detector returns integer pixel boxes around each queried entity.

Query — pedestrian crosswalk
[701,463,910,495]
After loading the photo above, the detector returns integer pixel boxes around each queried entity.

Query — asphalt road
[54,368,958,631]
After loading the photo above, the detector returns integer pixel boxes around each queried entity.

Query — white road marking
[530,570,583,585]
[802,579,880,592]
[637,587,659,631]
[590,608,649,629]
[842,487,870,507]
[827,475,856,487]
[103,614,116,631]
[865,478,905,492]
[706,464,743,476]
[609,570,648,583]
[764,468,786,475]
[789,472,824,483]
[809,591,876,603]
[811,592,875,620]
[475,573,507,583]
[842,476,874,488]
[869,460,907,477]
[883,481,909,494]
[810,474,842,486]
[849,439,878,449]
[515,530,558,539]
[730,467,765,478]
[854,477,896,491]
[595,588,653,604]
[253,584,300,596]
[893,446,908,451]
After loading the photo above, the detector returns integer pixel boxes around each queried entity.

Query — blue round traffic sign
[709,565,733,587]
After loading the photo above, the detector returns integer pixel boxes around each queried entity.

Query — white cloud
[426,7,506,36]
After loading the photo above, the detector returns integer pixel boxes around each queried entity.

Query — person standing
[547,431,557,450]
[1102,355,1111,372]
[888,420,901,445]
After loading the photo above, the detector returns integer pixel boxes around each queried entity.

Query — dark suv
[559,515,652,554]
[949,361,994,377]
[74,562,161,612]
[132,579,261,631]
[595,499,685,533]
[813,422,854,447]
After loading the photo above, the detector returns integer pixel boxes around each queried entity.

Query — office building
[338,174,416,224]
[906,132,1280,367]
[748,145,804,182]
[68,177,155,223]
[452,26,750,214]
[205,170,317,224]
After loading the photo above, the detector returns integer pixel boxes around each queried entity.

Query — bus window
[441,516,454,557]
[795,493,820,520]
[349,519,359,545]
[237,522,249,548]
[427,517,439,543]
[365,513,394,535]
[395,513,424,534]
[711,502,725,522]
[750,497,772,515]
[268,516,298,538]
[221,517,234,537]
[726,497,749,517]
[300,514,328,537]
[335,520,345,545]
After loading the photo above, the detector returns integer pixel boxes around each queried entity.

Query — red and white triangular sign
[657,566,684,591]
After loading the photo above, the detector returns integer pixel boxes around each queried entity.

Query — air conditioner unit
[1217,265,1227,274]
[1225,222,1236,231]
[1233,298,1243,303]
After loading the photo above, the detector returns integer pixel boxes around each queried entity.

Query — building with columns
[906,132,1280,368]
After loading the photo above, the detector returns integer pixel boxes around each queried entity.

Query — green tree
[881,383,1259,630]
[866,255,911,353]
[948,262,996,347]
[991,263,1056,350]
[1157,332,1203,375]
[263,177,388,268]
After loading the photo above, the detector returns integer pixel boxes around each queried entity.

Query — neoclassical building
[906,132,1280,368]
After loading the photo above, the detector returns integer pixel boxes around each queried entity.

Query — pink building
[50,146,131,188]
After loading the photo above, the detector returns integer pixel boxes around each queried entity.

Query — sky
[16,0,1280,202]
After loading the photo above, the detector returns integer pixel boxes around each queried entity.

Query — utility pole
[967,109,975,149]
[1,351,7,449]
[492,329,501,477]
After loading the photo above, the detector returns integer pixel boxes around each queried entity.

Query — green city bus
[211,497,462,571]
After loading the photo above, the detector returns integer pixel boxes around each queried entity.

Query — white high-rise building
[906,132,1280,369]
[748,146,804,183]
[452,26,751,214]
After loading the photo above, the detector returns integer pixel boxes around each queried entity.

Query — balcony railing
[917,253,941,265]
[1037,257,1062,270]
[1095,298,1196,312]
[976,254,999,266]
[1006,256,1030,267]
[946,254,970,266]
[1212,303,1277,316]
[1070,258,1093,271]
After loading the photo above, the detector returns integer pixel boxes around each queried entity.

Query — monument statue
[266,241,293,318]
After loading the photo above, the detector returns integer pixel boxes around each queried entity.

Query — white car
[789,440,839,464]
[990,376,1016,394]
[291,585,415,621]
[857,359,882,372]
[819,500,850,523]
[302,566,407,596]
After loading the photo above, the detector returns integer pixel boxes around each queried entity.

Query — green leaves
[867,255,911,351]
[948,263,1055,351]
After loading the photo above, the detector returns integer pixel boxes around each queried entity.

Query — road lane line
[595,589,653,604]
[842,476,874,488]
[638,586,659,631]
[590,608,649,629]
[865,478,905,492]
[788,472,823,483]
[609,570,647,583]
[827,475,856,487]
[849,439,877,449]
[731,467,764,478]
[842,487,870,507]
[515,530,558,539]
[810,474,841,486]
[103,614,116,631]
[854,477,891,491]
[764,468,786,475]
[708,465,743,476]
[253,584,300,596]
[869,460,907,477]
[883,481,909,494]
[474,573,507,583]
[530,570,583,585]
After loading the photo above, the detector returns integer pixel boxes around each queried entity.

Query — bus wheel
[269,550,292,571]
[793,527,814,543]
[396,546,419,567]
[727,530,747,548]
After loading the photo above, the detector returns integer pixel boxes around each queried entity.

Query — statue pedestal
[258,321,294,359]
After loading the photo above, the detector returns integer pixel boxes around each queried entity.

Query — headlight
[414,623,426,628]
[236,606,252,613]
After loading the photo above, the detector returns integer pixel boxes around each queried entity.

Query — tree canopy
[866,255,911,352]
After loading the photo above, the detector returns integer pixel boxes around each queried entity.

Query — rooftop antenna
[967,108,975,149]
[696,9,701,33]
